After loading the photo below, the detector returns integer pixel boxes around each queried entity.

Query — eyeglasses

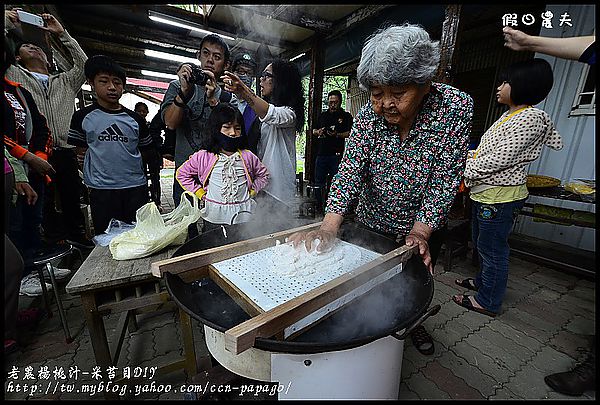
[260,71,274,80]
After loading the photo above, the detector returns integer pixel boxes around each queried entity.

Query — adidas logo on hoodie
[98,123,129,143]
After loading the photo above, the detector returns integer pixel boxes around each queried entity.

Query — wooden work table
[66,245,197,390]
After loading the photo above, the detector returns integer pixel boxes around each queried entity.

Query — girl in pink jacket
[176,103,269,229]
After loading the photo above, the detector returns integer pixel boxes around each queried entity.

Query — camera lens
[190,66,208,86]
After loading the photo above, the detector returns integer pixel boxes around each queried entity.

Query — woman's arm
[222,71,269,118]
[503,27,594,61]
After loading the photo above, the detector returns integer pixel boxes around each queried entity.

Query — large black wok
[165,220,438,354]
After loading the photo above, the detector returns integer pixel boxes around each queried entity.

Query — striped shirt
[326,82,473,236]
[67,103,152,189]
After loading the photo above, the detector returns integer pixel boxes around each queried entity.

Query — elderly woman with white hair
[290,23,474,355]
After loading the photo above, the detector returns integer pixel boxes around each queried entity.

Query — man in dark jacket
[311,90,353,212]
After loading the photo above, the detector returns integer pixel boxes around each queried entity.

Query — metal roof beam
[226,5,333,34]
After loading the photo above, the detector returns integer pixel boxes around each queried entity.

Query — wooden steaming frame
[151,222,418,354]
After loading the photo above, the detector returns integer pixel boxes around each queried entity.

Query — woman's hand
[22,152,55,177]
[502,26,532,52]
[288,212,344,252]
[405,231,433,274]
[15,182,38,205]
[221,71,252,101]
[287,228,337,253]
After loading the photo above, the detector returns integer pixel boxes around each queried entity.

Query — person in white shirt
[222,59,305,211]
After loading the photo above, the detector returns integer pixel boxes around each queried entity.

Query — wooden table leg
[80,293,112,366]
[112,311,131,365]
[179,308,197,377]
[80,293,119,400]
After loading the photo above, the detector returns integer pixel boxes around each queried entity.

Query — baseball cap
[233,52,257,71]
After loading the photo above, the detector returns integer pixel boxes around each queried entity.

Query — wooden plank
[208,266,264,317]
[178,308,198,377]
[305,34,325,183]
[176,266,210,284]
[151,222,322,278]
[96,291,171,315]
[224,244,419,354]
[66,246,177,294]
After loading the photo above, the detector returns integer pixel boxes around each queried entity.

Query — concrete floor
[4,169,596,400]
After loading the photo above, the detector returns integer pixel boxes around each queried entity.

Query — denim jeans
[471,198,526,313]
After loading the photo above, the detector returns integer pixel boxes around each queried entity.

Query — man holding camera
[161,34,237,206]
[311,90,353,213]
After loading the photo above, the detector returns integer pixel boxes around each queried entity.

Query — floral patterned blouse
[326,82,473,236]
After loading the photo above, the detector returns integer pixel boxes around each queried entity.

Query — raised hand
[40,13,65,35]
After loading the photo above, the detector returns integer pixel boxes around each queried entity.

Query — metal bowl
[165,221,435,354]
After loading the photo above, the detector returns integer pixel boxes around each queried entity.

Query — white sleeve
[260,104,297,128]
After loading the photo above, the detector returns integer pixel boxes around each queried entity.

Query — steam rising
[301,271,422,343]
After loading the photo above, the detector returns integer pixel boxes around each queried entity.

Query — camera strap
[177,89,193,104]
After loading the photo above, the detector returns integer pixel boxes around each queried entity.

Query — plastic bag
[109,192,202,260]
[92,219,136,246]
[564,179,595,202]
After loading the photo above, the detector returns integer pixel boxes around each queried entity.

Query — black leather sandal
[455,277,478,291]
[410,325,435,355]
[452,294,497,317]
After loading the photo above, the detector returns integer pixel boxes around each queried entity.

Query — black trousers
[5,173,23,340]
[42,148,87,239]
[5,172,14,230]
[9,172,44,260]
[88,185,149,235]
[144,148,162,206]
[314,154,342,211]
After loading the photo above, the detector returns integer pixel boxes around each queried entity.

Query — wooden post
[305,35,325,184]
[435,4,462,84]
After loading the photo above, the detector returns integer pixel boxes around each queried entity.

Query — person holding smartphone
[5,8,93,249]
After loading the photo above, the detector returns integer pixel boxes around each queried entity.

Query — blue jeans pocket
[478,204,498,220]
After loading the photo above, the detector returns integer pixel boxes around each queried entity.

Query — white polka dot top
[463,107,563,189]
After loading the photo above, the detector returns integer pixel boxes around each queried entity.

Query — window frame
[570,63,596,116]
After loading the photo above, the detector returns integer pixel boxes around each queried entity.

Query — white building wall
[513,4,596,251]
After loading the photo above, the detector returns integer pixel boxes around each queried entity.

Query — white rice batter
[269,239,362,278]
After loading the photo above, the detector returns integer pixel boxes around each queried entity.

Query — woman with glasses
[223,59,305,210]
[454,58,562,317]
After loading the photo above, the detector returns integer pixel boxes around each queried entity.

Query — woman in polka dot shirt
[455,58,563,317]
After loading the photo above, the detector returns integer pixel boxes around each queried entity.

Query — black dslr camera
[189,65,208,86]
